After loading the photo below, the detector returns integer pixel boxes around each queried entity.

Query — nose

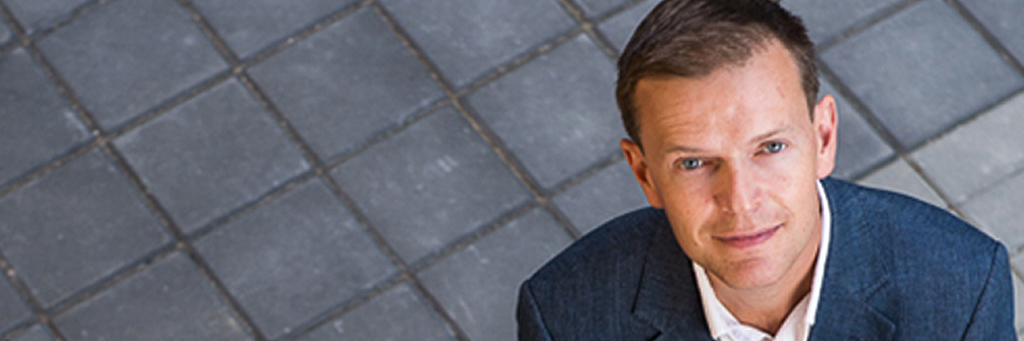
[714,162,762,214]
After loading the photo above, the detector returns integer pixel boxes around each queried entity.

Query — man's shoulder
[823,177,997,253]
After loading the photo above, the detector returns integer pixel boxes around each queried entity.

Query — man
[517,0,1016,340]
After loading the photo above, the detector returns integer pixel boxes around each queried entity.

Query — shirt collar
[692,180,832,339]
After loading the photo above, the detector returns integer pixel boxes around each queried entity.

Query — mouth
[714,224,781,249]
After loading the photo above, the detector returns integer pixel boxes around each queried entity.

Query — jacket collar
[629,178,896,340]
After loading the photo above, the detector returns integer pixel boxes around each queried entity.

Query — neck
[709,226,821,335]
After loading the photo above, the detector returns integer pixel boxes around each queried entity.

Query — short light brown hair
[616,0,818,149]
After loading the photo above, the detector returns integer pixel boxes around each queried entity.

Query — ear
[812,95,838,179]
[621,138,665,208]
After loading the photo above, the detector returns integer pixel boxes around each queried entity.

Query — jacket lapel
[630,179,898,341]
[810,179,897,341]
[631,219,714,340]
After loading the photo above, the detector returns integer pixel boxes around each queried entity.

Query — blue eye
[680,158,703,170]
[765,141,786,153]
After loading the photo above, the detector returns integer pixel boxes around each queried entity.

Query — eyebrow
[661,126,793,156]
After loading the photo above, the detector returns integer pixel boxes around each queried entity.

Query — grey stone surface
[597,0,658,52]
[822,77,894,180]
[35,0,228,130]
[467,35,621,189]
[332,107,532,263]
[299,283,457,341]
[380,0,576,88]
[248,8,444,160]
[0,277,31,335]
[190,0,358,59]
[857,158,947,209]
[194,179,396,340]
[960,171,1024,251]
[575,0,633,18]
[552,161,648,234]
[0,149,170,307]
[912,92,1024,205]
[419,208,572,341]
[1014,272,1024,333]
[0,14,11,45]
[53,252,251,341]
[784,0,903,43]
[961,0,1024,64]
[0,48,91,188]
[114,80,309,234]
[9,324,54,341]
[2,0,91,34]
[821,0,1024,150]
[1014,252,1024,283]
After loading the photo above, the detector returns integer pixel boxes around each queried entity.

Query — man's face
[621,40,838,291]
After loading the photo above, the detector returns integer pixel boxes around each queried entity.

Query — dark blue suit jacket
[518,178,1016,340]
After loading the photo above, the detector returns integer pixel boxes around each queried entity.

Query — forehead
[632,42,807,148]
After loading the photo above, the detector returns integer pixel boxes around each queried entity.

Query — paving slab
[0,14,11,45]
[248,7,444,161]
[1014,252,1024,282]
[114,79,310,234]
[597,0,658,52]
[2,0,90,34]
[822,77,894,180]
[960,0,1024,64]
[194,179,396,340]
[857,158,946,209]
[960,171,1024,251]
[912,91,1024,205]
[783,0,903,43]
[574,0,634,19]
[552,161,648,235]
[0,277,32,336]
[298,283,457,341]
[418,208,572,341]
[379,0,576,88]
[332,107,532,263]
[189,0,358,60]
[35,0,228,130]
[0,149,170,307]
[821,0,1024,150]
[53,252,251,341]
[8,324,54,341]
[1015,272,1024,333]
[0,48,91,188]
[467,35,621,190]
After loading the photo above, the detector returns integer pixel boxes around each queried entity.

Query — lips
[714,224,781,249]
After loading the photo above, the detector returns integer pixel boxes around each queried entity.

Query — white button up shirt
[693,181,832,341]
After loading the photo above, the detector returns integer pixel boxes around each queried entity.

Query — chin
[712,259,788,290]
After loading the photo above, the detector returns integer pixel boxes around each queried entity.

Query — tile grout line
[0,3,97,340]
[818,62,967,217]
[407,203,541,274]
[321,97,453,168]
[99,130,271,341]
[372,1,585,243]
[0,251,67,341]
[168,2,437,341]
[277,274,409,341]
[945,0,1024,79]
[815,0,1024,211]
[0,0,108,57]
[0,1,279,340]
[551,0,620,61]
[814,0,922,52]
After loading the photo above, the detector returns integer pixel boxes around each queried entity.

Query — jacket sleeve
[961,243,1018,341]
[517,281,555,341]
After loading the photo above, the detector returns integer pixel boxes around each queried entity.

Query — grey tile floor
[0,0,1022,340]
